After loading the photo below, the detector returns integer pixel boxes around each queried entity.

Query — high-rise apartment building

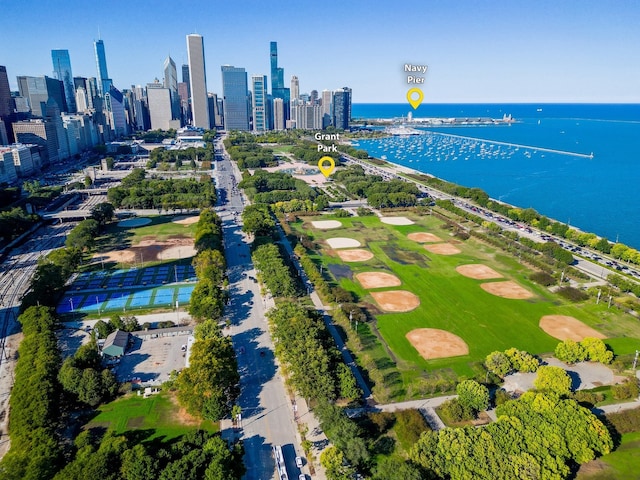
[186,34,210,129]
[94,39,112,96]
[251,75,268,132]
[290,76,299,102]
[272,98,284,131]
[51,49,76,113]
[321,89,332,128]
[221,66,249,131]
[332,87,352,130]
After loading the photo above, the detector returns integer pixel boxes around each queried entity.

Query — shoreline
[347,155,596,237]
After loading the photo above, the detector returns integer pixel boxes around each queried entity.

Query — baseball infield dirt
[336,249,374,262]
[407,232,443,243]
[539,315,606,341]
[456,264,503,280]
[480,281,533,299]
[406,328,469,359]
[355,272,402,289]
[424,243,462,255]
[326,237,361,249]
[371,290,420,312]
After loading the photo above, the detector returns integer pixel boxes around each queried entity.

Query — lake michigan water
[352,104,640,249]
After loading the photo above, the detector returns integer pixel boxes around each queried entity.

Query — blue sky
[1,0,639,103]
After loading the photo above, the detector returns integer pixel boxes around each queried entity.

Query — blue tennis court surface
[57,262,196,315]
[177,285,195,304]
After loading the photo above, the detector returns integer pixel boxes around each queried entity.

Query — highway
[214,137,307,480]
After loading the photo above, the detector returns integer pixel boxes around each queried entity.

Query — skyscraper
[321,89,332,128]
[0,66,14,119]
[94,39,112,96]
[0,66,14,142]
[51,49,76,113]
[182,64,191,98]
[251,75,268,132]
[186,34,210,129]
[147,80,178,130]
[17,76,66,117]
[290,76,299,103]
[163,56,181,123]
[272,98,284,130]
[332,87,352,130]
[221,66,249,131]
[269,42,290,122]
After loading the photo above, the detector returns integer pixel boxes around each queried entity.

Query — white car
[295,456,303,468]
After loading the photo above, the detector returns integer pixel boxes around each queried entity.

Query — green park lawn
[95,214,198,262]
[85,391,217,442]
[577,431,640,480]
[291,213,640,384]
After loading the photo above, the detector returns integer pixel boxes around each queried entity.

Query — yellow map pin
[318,156,336,178]
[407,88,424,109]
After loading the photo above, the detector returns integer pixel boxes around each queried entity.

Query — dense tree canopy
[410,392,612,479]
[175,333,240,421]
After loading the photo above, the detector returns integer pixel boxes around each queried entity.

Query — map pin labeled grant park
[318,156,336,178]
[407,87,424,109]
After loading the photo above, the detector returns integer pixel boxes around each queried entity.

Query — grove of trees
[484,348,540,378]
[107,168,216,210]
[175,331,240,422]
[410,392,613,479]
[268,303,361,404]
[251,244,298,297]
[188,210,226,323]
[555,337,614,365]
[0,306,62,479]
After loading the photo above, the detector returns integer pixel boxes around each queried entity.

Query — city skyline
[1,0,639,103]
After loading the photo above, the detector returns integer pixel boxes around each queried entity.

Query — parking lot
[114,334,189,386]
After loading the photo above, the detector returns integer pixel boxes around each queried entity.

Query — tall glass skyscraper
[94,40,112,96]
[332,87,352,130]
[186,34,210,129]
[51,50,76,113]
[269,42,290,122]
[221,66,249,131]
[251,75,268,132]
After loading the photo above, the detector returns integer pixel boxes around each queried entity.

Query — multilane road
[214,137,307,480]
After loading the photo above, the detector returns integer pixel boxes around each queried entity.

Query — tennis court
[57,263,197,315]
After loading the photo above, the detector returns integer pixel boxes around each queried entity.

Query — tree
[555,340,587,364]
[456,380,489,413]
[241,204,275,236]
[534,366,572,396]
[580,337,613,364]
[373,456,424,480]
[90,202,115,226]
[94,319,113,338]
[485,351,512,377]
[175,333,240,421]
[120,444,158,480]
[336,363,361,402]
[320,446,356,480]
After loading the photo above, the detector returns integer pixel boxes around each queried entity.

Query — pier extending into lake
[424,130,594,159]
